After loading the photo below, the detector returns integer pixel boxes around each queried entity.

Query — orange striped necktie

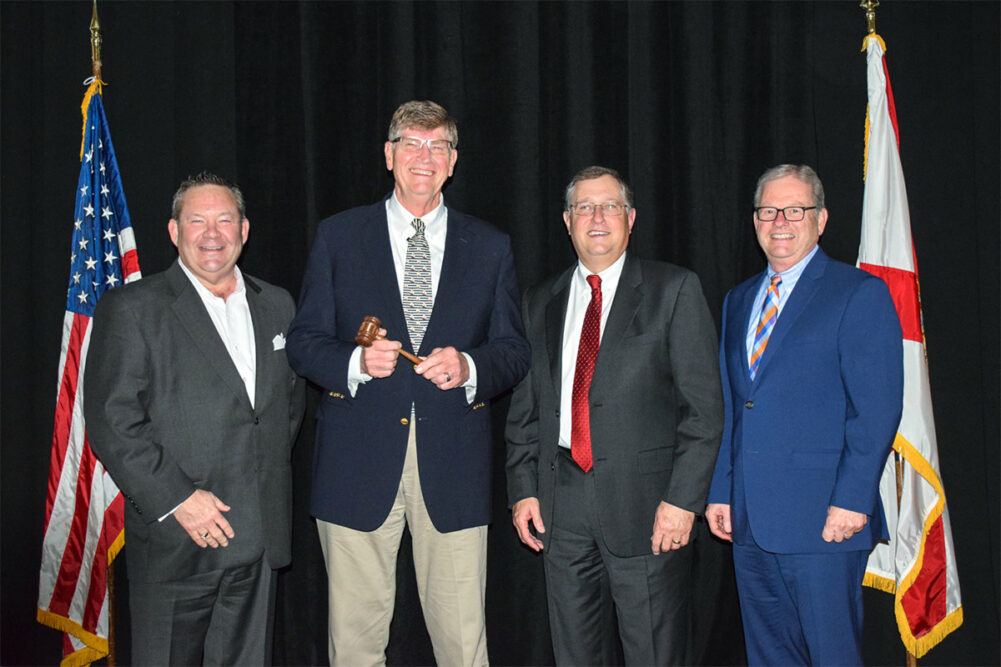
[749,275,782,379]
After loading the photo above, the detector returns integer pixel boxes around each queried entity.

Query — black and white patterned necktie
[402,218,432,352]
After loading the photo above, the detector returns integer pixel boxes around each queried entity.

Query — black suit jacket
[84,260,305,582]
[506,253,724,556]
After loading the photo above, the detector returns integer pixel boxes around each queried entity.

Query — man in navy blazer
[286,100,529,666]
[706,164,903,665]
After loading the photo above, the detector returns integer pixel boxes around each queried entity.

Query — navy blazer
[287,197,529,533]
[707,248,903,553]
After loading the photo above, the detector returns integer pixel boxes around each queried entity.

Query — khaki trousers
[317,421,489,667]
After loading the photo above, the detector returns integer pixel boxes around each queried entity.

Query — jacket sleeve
[464,235,531,401]
[707,290,735,506]
[286,221,358,392]
[83,290,195,523]
[278,289,307,446]
[662,272,725,513]
[830,276,904,513]
[504,295,540,506]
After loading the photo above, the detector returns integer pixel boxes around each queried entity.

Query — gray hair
[753,164,825,210]
[171,171,246,220]
[387,100,458,147]
[564,165,634,211]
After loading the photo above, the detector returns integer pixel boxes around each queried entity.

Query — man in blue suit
[286,100,529,667]
[706,164,903,665]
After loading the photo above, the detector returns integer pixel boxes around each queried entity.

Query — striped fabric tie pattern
[749,275,782,379]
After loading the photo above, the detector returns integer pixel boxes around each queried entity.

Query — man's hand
[706,503,733,542]
[512,497,545,552]
[360,328,402,378]
[174,489,234,548]
[822,505,868,543]
[415,346,469,391]
[651,501,695,554]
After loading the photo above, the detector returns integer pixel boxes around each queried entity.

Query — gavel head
[354,316,382,347]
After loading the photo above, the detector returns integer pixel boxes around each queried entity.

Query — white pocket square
[273,333,286,351]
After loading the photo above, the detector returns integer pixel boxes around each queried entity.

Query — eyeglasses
[754,206,818,222]
[390,136,453,156]
[569,202,629,218]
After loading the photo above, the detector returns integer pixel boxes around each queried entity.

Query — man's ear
[168,219,179,247]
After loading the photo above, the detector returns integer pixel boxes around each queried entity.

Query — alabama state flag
[857,33,963,658]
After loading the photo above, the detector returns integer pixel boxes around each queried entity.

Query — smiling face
[754,174,828,273]
[384,125,458,217]
[168,184,249,297]
[563,174,635,273]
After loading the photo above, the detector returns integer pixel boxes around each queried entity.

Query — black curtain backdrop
[2,2,997,666]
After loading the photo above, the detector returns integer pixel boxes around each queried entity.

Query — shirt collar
[388,191,445,237]
[575,250,627,291]
[177,258,245,303]
[767,244,820,282]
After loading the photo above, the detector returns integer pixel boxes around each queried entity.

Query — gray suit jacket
[84,260,305,582]
[506,253,724,557]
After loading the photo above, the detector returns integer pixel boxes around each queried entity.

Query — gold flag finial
[860,0,879,35]
[90,0,102,79]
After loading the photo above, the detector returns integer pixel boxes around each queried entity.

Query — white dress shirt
[558,251,627,448]
[178,259,256,407]
[347,193,477,402]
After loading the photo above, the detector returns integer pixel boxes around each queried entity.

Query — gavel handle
[398,349,422,365]
[370,332,421,365]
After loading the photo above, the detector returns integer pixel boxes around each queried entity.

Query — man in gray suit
[84,172,305,665]
[506,166,723,665]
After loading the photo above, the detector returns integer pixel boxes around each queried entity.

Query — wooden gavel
[355,316,422,365]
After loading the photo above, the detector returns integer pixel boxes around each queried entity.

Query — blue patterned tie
[749,275,781,379]
[403,218,432,352]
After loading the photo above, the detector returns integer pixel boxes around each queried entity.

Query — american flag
[37,79,141,666]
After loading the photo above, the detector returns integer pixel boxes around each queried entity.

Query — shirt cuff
[159,501,183,522]
[462,352,477,404]
[347,346,373,397]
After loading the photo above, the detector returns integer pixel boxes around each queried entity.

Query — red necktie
[571,274,602,472]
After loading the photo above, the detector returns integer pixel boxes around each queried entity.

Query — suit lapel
[752,248,828,382]
[166,262,252,411]
[545,268,573,400]
[362,199,411,352]
[590,253,643,392]
[422,208,469,357]
[733,272,764,390]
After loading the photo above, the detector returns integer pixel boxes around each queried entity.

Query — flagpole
[858,5,918,666]
[90,0,102,80]
[90,4,119,664]
[860,0,878,35]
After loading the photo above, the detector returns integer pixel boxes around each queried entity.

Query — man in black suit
[506,166,724,665]
[84,172,305,665]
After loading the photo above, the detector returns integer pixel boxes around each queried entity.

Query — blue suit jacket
[707,248,903,553]
[287,197,530,533]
